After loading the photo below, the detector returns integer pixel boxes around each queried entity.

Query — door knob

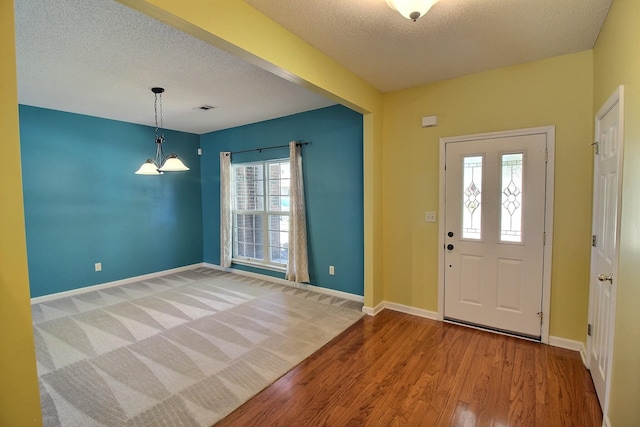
[448,231,454,237]
[447,244,454,250]
[597,273,613,283]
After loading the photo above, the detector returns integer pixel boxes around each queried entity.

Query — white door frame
[437,126,555,343]
[587,85,624,416]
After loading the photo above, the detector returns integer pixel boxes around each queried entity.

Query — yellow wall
[4,0,634,422]
[593,0,640,423]
[382,51,594,341]
[118,0,385,309]
[0,1,43,425]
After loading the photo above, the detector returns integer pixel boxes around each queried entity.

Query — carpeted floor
[31,267,364,426]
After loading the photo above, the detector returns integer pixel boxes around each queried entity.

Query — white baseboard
[384,301,438,319]
[362,301,384,316]
[361,304,589,362]
[203,262,233,274]
[549,336,588,365]
[202,263,364,303]
[33,262,365,305]
[30,263,203,304]
[362,300,437,320]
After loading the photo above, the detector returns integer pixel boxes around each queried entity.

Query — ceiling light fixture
[135,87,189,175]
[386,0,438,21]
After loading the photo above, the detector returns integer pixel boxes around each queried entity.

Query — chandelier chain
[135,87,189,175]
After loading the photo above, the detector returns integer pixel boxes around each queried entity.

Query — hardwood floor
[215,309,602,427]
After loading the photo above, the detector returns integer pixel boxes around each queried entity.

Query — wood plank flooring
[215,309,602,427]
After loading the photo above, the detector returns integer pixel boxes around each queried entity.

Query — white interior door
[443,132,548,338]
[588,86,623,410]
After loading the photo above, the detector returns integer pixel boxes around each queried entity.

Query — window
[500,153,523,242]
[232,159,290,268]
[462,155,483,240]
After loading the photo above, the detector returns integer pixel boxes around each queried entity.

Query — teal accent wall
[19,104,362,298]
[19,105,203,297]
[200,105,364,296]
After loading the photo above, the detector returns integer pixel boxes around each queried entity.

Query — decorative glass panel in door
[501,153,523,243]
[462,156,483,240]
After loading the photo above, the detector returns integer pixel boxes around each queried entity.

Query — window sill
[231,259,287,273]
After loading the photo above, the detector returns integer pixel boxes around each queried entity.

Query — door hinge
[545,148,549,162]
[592,141,599,155]
[537,311,543,325]
[587,323,592,336]
[592,235,597,247]
[543,232,546,246]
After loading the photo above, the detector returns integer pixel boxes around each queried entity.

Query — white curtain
[220,152,232,268]
[286,141,310,283]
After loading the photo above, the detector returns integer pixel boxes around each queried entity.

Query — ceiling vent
[193,104,216,111]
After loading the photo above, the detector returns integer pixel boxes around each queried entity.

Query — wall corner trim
[362,302,384,316]
[549,336,588,366]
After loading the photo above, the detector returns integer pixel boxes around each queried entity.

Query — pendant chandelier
[385,0,439,21]
[135,87,189,175]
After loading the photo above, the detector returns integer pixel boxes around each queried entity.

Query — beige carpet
[32,268,364,426]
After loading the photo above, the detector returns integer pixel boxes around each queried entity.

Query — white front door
[443,131,549,338]
[588,86,623,410]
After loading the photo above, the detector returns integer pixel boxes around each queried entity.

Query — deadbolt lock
[597,273,613,284]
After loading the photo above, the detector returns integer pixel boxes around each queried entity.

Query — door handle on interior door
[447,244,454,251]
[597,273,613,283]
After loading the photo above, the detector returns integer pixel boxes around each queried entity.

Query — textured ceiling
[14,0,612,135]
[245,0,612,92]
[14,0,336,134]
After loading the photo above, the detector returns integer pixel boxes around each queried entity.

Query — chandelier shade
[135,159,162,175]
[159,154,189,172]
[385,0,438,21]
[135,87,189,175]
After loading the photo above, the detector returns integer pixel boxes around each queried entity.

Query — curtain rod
[227,141,309,156]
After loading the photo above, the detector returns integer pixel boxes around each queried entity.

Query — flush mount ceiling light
[135,87,189,175]
[386,0,439,21]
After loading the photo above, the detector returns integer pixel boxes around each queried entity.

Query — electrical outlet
[95,262,102,272]
[329,265,335,275]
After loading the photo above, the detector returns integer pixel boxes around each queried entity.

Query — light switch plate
[425,212,437,223]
